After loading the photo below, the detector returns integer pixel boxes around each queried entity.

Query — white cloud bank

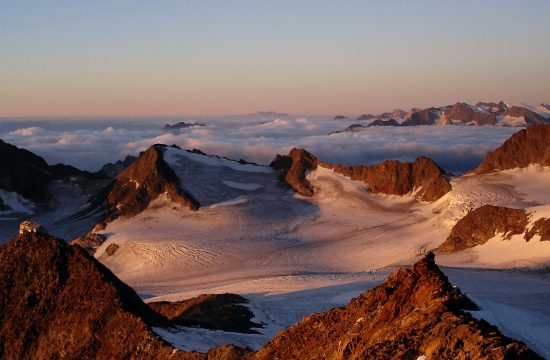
[0,115,520,174]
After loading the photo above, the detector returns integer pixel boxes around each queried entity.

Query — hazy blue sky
[1,0,549,116]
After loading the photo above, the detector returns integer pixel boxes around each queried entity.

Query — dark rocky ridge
[97,154,137,178]
[164,122,206,131]
[270,148,318,197]
[475,124,550,174]
[368,119,399,127]
[256,253,540,359]
[149,294,262,334]
[107,144,199,217]
[0,139,54,203]
[0,139,108,206]
[321,157,452,202]
[436,205,550,253]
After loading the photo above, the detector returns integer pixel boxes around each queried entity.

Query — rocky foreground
[0,233,541,359]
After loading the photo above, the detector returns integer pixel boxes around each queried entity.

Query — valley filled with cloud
[0,115,520,174]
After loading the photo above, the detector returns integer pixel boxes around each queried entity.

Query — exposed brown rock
[476,101,509,112]
[502,106,547,126]
[107,144,199,217]
[105,243,119,256]
[149,294,262,334]
[525,217,550,242]
[436,205,529,253]
[0,232,207,359]
[442,102,497,126]
[207,345,254,360]
[368,119,399,127]
[474,124,550,174]
[321,156,451,202]
[437,205,550,253]
[256,253,540,360]
[270,148,318,197]
[401,107,440,126]
[70,232,107,254]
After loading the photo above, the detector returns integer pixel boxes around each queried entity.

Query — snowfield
[91,149,550,356]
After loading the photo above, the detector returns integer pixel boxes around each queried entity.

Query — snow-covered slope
[88,145,550,355]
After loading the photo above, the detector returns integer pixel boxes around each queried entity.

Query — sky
[1,0,549,117]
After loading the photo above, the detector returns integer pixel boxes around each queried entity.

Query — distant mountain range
[334,101,550,131]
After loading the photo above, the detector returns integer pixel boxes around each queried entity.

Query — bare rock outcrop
[321,156,451,202]
[256,253,540,360]
[401,107,440,126]
[502,106,547,126]
[70,232,107,255]
[149,293,262,334]
[436,205,550,253]
[368,119,399,127]
[270,148,318,197]
[0,233,203,359]
[442,102,497,125]
[107,144,199,217]
[474,124,550,174]
[436,205,529,253]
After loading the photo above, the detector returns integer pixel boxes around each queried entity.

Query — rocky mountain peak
[474,124,550,174]
[107,144,199,217]
[270,148,318,197]
[257,253,539,359]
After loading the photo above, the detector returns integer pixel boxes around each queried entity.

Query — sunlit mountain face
[2,1,550,358]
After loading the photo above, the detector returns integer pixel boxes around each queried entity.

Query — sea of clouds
[0,114,520,174]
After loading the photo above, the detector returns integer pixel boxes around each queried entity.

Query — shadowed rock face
[0,139,53,203]
[97,154,137,178]
[256,253,540,360]
[107,145,199,217]
[368,119,399,127]
[442,102,497,125]
[474,124,550,174]
[149,294,262,334]
[436,205,550,253]
[270,148,318,197]
[321,156,451,202]
[0,139,109,207]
